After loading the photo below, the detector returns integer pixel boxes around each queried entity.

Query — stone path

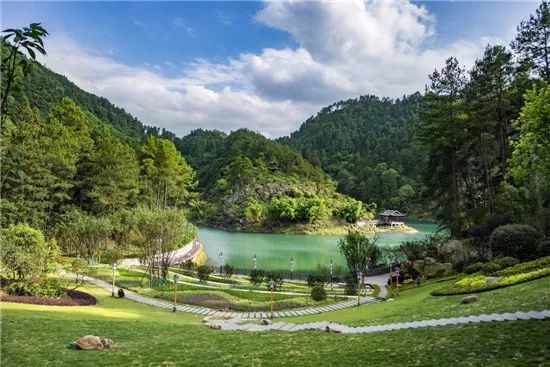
[205,310,550,334]
[74,272,377,319]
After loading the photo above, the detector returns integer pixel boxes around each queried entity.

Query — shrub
[181,259,195,270]
[310,285,327,301]
[432,256,550,296]
[464,262,484,274]
[434,269,446,278]
[538,238,550,257]
[489,224,542,260]
[497,256,550,276]
[491,257,519,269]
[307,273,329,287]
[0,224,59,281]
[6,279,64,298]
[481,262,501,275]
[222,264,234,279]
[249,269,265,287]
[118,288,125,298]
[196,265,212,283]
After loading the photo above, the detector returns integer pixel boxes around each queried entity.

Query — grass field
[2,278,550,366]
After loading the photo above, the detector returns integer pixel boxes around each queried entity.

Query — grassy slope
[2,281,550,366]
[287,276,550,326]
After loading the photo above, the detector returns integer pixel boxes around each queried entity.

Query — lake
[198,220,439,273]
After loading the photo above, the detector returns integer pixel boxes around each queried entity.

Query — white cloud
[38,1,499,137]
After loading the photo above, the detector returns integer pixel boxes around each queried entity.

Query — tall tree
[508,83,550,234]
[79,128,140,215]
[1,98,91,230]
[338,231,380,278]
[140,135,197,209]
[511,1,550,81]
[464,45,516,217]
[418,57,468,236]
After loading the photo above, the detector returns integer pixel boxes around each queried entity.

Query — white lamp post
[111,262,118,297]
[252,254,257,270]
[356,271,363,306]
[289,257,294,280]
[172,273,180,312]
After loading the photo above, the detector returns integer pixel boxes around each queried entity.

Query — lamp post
[172,273,180,312]
[111,262,117,297]
[252,254,257,270]
[356,271,363,306]
[219,252,223,274]
[329,259,333,291]
[269,279,275,318]
[289,257,294,280]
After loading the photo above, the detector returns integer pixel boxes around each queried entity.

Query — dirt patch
[0,289,97,306]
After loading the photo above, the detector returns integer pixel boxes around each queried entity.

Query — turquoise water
[199,220,439,272]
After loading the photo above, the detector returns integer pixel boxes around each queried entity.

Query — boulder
[210,324,222,330]
[202,316,211,323]
[259,319,271,326]
[411,260,453,277]
[73,335,113,350]
[486,277,499,285]
[460,296,478,304]
[324,325,342,333]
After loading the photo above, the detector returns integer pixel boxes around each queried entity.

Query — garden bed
[0,289,97,306]
[431,256,550,296]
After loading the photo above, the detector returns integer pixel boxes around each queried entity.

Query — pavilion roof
[378,209,407,217]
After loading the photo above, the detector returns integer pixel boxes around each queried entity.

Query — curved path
[206,310,550,333]
[75,272,377,319]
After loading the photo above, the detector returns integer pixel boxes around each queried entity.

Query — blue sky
[1,1,541,136]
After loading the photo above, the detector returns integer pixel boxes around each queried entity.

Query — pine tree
[511,1,550,81]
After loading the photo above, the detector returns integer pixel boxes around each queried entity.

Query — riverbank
[200,222,418,236]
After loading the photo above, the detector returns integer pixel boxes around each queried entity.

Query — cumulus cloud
[38,1,498,137]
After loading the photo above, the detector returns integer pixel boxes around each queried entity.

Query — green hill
[281,93,427,215]
[179,128,372,233]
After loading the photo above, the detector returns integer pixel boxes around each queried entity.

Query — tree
[338,231,380,277]
[80,128,140,215]
[0,224,58,281]
[141,135,197,209]
[418,57,468,236]
[463,45,517,221]
[59,211,112,261]
[508,83,550,233]
[1,23,48,124]
[511,2,550,81]
[336,198,366,223]
[134,207,197,283]
[1,98,91,230]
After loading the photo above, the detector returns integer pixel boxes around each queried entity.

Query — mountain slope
[281,93,427,214]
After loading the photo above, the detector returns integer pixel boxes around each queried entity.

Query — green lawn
[2,283,549,366]
[286,276,550,326]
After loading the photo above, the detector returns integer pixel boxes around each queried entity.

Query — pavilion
[378,209,407,226]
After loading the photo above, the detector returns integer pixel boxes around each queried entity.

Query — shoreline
[197,222,418,236]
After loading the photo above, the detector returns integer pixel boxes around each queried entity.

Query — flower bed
[431,257,550,296]
[0,289,97,306]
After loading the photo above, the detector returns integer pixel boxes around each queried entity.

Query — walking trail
[76,273,377,319]
[75,272,549,334]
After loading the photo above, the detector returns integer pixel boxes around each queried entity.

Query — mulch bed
[0,289,97,306]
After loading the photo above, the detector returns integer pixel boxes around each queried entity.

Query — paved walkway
[205,310,550,333]
[364,273,390,298]
[76,273,377,319]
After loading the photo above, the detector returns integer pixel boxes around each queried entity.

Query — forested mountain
[281,93,426,215]
[179,129,371,232]
[2,40,150,147]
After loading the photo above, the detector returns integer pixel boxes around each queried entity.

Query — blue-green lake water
[199,220,439,272]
